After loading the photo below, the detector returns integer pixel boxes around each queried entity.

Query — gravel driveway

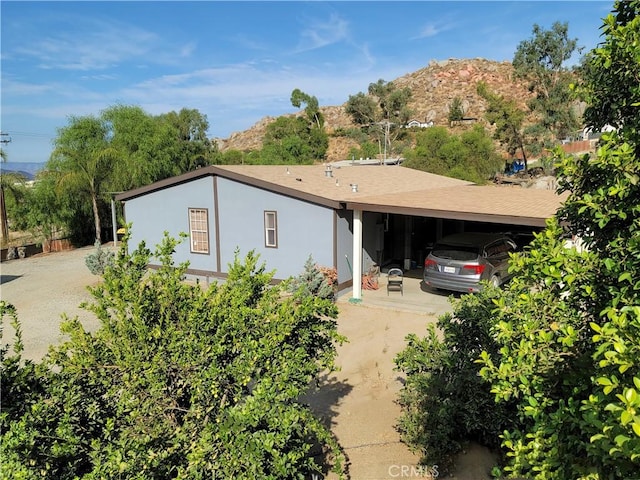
[1,245,105,360]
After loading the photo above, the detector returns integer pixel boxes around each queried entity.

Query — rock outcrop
[217,58,539,161]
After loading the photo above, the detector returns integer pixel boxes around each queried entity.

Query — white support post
[111,196,117,247]
[352,209,363,301]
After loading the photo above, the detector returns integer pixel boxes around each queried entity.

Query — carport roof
[116,164,566,227]
[349,184,566,227]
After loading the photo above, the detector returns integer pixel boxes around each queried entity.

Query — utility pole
[0,132,12,243]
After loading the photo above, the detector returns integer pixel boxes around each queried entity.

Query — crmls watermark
[388,464,439,478]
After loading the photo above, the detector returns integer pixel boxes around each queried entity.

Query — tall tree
[577,0,640,149]
[49,115,117,243]
[513,22,582,145]
[290,88,324,129]
[477,81,529,170]
[0,150,27,245]
[158,108,214,173]
[344,92,377,126]
[260,89,328,164]
[102,105,171,190]
[345,79,413,158]
[396,2,640,478]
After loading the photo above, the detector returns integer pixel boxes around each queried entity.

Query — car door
[485,239,513,278]
[494,239,516,278]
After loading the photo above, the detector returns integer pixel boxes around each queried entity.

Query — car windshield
[431,243,480,261]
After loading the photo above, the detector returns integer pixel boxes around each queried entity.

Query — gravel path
[1,245,104,360]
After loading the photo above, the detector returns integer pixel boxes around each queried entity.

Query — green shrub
[84,240,114,275]
[289,255,337,301]
[395,287,517,474]
[2,235,347,478]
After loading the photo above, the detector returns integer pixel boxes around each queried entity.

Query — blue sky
[1,1,613,164]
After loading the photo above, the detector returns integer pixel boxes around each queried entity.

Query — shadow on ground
[1,275,23,285]
[304,373,354,478]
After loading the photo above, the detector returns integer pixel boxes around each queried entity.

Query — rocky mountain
[216,58,539,162]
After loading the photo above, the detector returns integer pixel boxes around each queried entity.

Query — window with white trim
[188,208,209,254]
[264,211,278,248]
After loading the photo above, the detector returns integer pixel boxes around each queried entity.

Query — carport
[346,184,566,301]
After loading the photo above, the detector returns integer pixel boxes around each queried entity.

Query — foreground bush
[396,3,640,477]
[395,288,517,474]
[1,234,346,479]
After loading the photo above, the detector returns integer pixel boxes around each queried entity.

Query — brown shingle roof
[116,164,565,227]
[216,164,471,201]
[349,184,567,226]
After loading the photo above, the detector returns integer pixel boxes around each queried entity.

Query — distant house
[405,119,434,129]
[116,164,564,300]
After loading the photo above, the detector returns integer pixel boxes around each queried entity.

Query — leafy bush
[1,235,347,479]
[397,5,640,476]
[395,288,517,474]
[402,125,502,183]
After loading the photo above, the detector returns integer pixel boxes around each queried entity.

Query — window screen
[264,211,278,248]
[189,208,209,254]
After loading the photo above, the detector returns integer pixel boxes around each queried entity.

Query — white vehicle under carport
[423,232,517,293]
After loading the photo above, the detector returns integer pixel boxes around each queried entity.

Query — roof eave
[346,201,554,227]
[115,165,343,209]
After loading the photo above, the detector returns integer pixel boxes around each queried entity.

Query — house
[405,119,434,129]
[115,164,565,300]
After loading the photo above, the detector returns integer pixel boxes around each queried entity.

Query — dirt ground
[1,246,495,479]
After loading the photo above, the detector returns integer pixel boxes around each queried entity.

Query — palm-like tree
[49,116,117,243]
[0,149,26,245]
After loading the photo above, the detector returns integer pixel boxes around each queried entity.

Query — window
[264,211,278,248]
[189,208,209,254]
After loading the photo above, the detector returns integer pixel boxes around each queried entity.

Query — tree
[576,0,640,149]
[447,96,465,124]
[513,22,582,145]
[291,88,324,129]
[49,115,117,243]
[9,170,77,247]
[345,79,413,159]
[157,108,215,173]
[289,255,337,301]
[1,233,347,478]
[260,90,329,164]
[0,149,26,244]
[402,125,502,183]
[43,105,215,244]
[477,81,530,170]
[396,3,640,477]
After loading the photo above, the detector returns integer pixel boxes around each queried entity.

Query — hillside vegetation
[217,58,553,162]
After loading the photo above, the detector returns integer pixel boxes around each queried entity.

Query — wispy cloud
[230,33,269,52]
[14,19,159,71]
[9,11,197,72]
[414,20,456,40]
[296,13,349,53]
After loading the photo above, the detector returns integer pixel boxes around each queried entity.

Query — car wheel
[490,275,500,288]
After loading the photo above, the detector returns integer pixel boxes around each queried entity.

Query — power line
[0,132,12,144]
[6,130,51,139]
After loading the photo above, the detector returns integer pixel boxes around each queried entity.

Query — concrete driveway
[337,268,455,317]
